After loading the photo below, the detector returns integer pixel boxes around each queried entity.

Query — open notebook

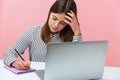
[4,66,36,74]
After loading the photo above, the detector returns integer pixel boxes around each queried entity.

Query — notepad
[4,66,36,74]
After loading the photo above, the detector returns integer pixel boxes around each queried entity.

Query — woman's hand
[11,60,31,70]
[64,10,81,36]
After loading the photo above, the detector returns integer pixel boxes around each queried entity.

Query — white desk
[0,60,120,80]
[0,60,45,80]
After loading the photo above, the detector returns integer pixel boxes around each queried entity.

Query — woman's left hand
[64,10,81,36]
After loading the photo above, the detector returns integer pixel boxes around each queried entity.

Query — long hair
[41,0,78,43]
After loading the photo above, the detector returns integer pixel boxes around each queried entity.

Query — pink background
[0,0,120,67]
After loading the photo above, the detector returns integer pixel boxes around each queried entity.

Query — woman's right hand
[11,60,31,70]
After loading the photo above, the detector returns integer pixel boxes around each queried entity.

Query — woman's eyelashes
[52,17,57,21]
[60,21,67,25]
[52,16,66,25]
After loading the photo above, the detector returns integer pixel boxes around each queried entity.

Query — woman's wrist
[10,60,17,67]
[73,35,82,42]
[74,31,82,36]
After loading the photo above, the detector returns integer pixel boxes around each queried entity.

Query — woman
[4,0,82,70]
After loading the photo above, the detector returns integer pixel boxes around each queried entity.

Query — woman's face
[48,12,67,33]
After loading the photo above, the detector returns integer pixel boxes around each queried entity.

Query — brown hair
[41,0,78,43]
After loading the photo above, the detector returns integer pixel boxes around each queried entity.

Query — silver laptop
[36,41,108,80]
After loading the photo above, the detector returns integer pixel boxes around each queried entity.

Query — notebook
[4,66,36,74]
[36,40,108,80]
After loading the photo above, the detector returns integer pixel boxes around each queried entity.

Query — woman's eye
[61,22,66,25]
[53,17,57,20]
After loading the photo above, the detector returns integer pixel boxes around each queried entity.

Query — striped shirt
[3,25,82,66]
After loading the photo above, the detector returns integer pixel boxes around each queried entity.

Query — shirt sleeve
[72,35,82,42]
[3,27,35,66]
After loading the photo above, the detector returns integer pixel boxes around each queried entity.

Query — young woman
[4,0,82,70]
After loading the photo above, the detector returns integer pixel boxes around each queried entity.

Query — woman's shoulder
[29,25,43,32]
[32,25,43,30]
[30,25,44,36]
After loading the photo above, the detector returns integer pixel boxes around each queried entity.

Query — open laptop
[35,41,108,80]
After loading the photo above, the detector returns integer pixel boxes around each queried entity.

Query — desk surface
[0,60,120,80]
[0,60,45,80]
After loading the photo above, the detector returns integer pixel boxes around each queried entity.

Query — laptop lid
[44,41,108,80]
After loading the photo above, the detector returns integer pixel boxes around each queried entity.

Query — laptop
[35,41,108,80]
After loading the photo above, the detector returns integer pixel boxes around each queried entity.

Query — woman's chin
[50,30,59,34]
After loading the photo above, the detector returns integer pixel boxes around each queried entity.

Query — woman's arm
[3,27,35,66]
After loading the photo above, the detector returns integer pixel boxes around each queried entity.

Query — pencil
[14,49,25,61]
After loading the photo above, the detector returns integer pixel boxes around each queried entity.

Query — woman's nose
[54,22,59,28]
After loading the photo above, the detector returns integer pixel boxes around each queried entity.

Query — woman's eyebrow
[52,15,57,18]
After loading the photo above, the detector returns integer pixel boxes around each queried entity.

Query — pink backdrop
[0,0,120,67]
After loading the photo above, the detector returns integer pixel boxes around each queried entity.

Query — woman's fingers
[64,10,81,36]
[12,60,30,70]
[20,61,30,69]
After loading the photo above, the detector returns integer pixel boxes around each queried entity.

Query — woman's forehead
[50,12,66,19]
